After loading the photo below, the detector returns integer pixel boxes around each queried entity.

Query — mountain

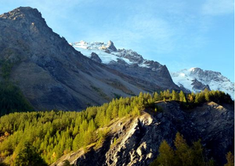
[0,7,233,166]
[0,7,179,112]
[171,68,234,98]
[71,41,179,90]
[71,41,234,99]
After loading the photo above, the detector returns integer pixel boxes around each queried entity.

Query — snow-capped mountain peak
[171,68,234,99]
[70,40,180,90]
[71,40,155,68]
[71,40,234,98]
[72,40,117,52]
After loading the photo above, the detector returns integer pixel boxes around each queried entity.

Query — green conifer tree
[155,140,174,166]
[224,151,234,166]
[174,132,193,166]
[179,91,187,102]
[172,90,179,101]
[14,142,47,166]
[153,92,160,101]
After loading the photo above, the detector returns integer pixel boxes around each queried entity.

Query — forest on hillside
[0,89,233,165]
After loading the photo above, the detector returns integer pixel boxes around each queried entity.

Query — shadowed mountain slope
[0,7,179,111]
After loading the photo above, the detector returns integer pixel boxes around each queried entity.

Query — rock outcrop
[106,40,117,52]
[52,101,234,166]
[191,78,210,91]
[90,52,102,63]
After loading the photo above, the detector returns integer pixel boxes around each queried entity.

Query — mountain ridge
[0,7,178,112]
[72,40,234,98]
[71,40,179,90]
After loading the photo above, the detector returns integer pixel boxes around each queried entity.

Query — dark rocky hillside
[52,101,234,166]
[0,7,178,111]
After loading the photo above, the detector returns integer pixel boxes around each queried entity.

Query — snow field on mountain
[171,68,234,99]
[72,41,234,99]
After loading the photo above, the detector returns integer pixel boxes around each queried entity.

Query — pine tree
[204,88,210,102]
[111,106,118,119]
[172,90,179,101]
[187,92,195,103]
[155,140,174,166]
[14,142,47,166]
[224,151,234,166]
[174,132,193,166]
[88,118,96,132]
[153,92,160,101]
[163,90,171,100]
[179,91,187,102]
[132,106,140,116]
[191,140,206,166]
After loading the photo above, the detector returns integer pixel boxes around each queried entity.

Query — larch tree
[224,151,234,166]
[154,140,174,166]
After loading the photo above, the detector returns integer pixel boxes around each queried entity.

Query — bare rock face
[106,40,117,52]
[191,78,210,91]
[117,49,144,63]
[108,62,178,90]
[52,101,233,166]
[107,49,179,90]
[90,52,102,63]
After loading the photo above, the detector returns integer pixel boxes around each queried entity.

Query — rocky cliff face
[52,101,234,166]
[71,41,179,90]
[0,7,179,111]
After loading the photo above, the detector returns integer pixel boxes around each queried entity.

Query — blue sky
[1,0,234,81]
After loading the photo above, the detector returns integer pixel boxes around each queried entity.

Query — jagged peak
[171,67,234,99]
[189,67,222,76]
[72,40,141,57]
[14,6,37,12]
[0,6,49,31]
[189,67,197,72]
[72,40,117,51]
[71,40,167,70]
[72,40,147,64]
[0,6,42,20]
[106,40,117,51]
